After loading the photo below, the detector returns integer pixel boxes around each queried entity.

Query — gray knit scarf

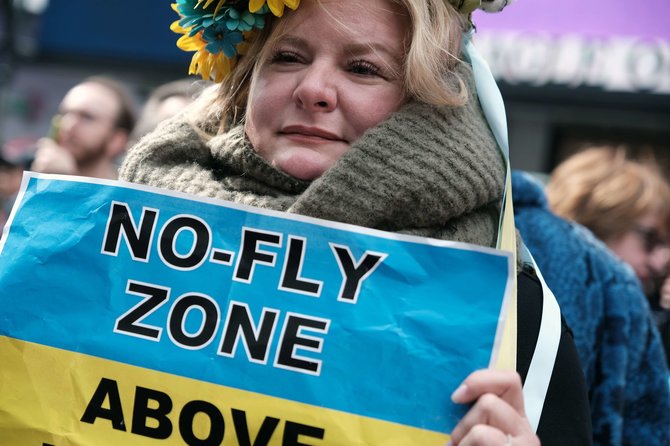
[120,65,506,249]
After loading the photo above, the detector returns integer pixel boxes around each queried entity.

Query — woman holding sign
[121,0,591,444]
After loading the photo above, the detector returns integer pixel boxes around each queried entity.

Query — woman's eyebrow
[274,35,308,50]
[344,42,404,65]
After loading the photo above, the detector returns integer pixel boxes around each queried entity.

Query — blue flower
[174,0,203,22]
[175,0,212,33]
[201,22,243,58]
[217,5,267,32]
[171,0,302,82]
[175,0,224,33]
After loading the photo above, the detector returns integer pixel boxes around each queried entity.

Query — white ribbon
[463,31,562,432]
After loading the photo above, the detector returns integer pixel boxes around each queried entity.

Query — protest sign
[0,173,514,445]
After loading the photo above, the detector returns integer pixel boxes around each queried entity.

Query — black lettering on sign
[101,201,158,261]
[330,244,387,303]
[234,228,282,282]
[168,293,220,349]
[280,236,323,297]
[80,378,126,431]
[210,248,234,265]
[179,400,225,446]
[283,421,325,446]
[219,301,279,364]
[81,378,326,444]
[232,408,279,446]
[131,386,173,439]
[114,280,170,340]
[275,313,330,375]
[158,215,212,270]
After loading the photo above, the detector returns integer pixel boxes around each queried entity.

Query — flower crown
[171,0,513,83]
[171,0,300,83]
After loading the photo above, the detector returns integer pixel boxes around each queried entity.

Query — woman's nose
[293,64,337,112]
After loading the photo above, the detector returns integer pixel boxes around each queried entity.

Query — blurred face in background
[155,95,191,123]
[55,82,123,166]
[607,208,670,294]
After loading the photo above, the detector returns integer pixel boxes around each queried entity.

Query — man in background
[128,78,206,147]
[31,76,137,180]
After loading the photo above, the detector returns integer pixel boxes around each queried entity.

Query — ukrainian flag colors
[0,174,514,444]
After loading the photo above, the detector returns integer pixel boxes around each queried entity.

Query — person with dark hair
[31,75,138,180]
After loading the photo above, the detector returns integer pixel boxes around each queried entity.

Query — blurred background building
[473,0,670,175]
[1,0,668,175]
[0,0,188,145]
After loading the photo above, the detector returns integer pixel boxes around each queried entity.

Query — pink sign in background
[473,0,670,42]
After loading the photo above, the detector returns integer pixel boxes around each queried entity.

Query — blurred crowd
[3,76,670,360]
[1,71,669,445]
[0,75,207,229]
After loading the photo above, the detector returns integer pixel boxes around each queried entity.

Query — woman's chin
[273,154,335,181]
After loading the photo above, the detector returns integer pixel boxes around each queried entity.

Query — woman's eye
[349,60,381,77]
[269,50,302,64]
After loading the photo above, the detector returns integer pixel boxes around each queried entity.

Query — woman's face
[244,0,409,180]
[607,209,670,294]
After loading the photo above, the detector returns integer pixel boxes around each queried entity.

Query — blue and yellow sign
[0,173,514,445]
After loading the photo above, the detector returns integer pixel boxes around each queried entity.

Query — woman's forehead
[271,0,409,48]
[283,0,408,28]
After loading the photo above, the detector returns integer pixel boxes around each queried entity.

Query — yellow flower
[171,20,233,82]
[189,50,233,83]
[170,0,303,82]
[172,22,201,49]
[249,0,301,17]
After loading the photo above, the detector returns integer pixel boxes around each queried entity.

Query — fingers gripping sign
[447,369,540,446]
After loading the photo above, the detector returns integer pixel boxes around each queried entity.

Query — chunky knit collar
[120,64,505,248]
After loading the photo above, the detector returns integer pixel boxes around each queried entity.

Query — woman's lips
[280,126,345,142]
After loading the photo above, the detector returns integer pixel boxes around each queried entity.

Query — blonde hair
[546,146,670,242]
[187,0,467,134]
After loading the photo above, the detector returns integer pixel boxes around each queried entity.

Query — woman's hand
[447,369,540,446]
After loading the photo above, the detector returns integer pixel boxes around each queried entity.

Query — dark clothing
[517,266,593,446]
[648,297,670,367]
